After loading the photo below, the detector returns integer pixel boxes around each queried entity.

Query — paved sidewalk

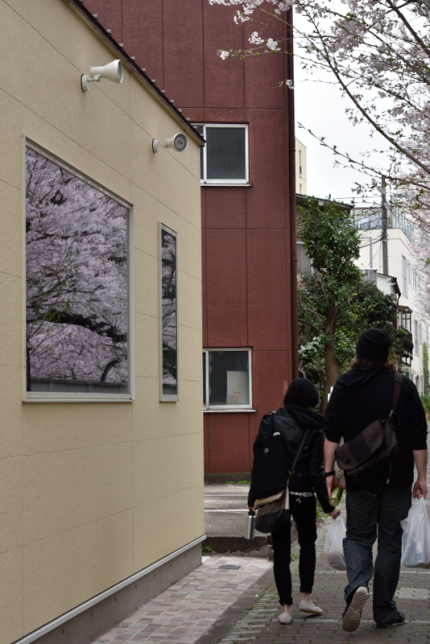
[211,517,430,643]
[94,491,430,644]
[93,557,272,644]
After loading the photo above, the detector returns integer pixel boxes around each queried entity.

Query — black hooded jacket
[325,365,428,490]
[248,404,332,513]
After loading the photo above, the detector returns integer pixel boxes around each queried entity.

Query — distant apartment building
[296,138,307,195]
[355,204,428,391]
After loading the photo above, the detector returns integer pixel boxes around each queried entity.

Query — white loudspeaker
[81,60,123,92]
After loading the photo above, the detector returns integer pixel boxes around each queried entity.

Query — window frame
[159,223,179,402]
[196,124,250,186]
[203,348,253,412]
[23,138,134,403]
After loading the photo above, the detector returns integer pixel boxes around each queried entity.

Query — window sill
[204,408,257,413]
[201,183,252,188]
[24,393,134,403]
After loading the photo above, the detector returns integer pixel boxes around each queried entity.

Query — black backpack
[250,412,292,499]
[335,372,402,484]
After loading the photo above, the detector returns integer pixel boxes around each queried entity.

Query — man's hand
[413,477,428,499]
[324,438,346,497]
[325,474,345,497]
[413,449,428,499]
[329,507,341,519]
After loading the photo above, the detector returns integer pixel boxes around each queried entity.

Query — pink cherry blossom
[25,147,129,392]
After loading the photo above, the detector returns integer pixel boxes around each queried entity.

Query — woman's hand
[329,507,341,519]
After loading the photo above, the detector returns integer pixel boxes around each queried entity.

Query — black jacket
[325,365,428,491]
[248,404,332,513]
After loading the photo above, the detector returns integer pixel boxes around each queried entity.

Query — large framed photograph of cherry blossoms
[160,224,178,401]
[25,142,133,401]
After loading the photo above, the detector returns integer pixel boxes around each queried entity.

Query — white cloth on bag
[324,515,347,570]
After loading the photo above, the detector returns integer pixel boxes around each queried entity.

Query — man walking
[324,328,428,631]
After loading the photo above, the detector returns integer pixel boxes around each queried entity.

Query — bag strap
[390,372,403,416]
[290,429,311,476]
[282,429,310,510]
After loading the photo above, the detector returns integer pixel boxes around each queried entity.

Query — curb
[204,536,268,554]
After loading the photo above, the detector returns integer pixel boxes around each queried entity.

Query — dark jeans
[344,486,411,626]
[271,495,317,606]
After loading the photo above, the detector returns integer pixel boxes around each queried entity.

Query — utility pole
[381,175,389,276]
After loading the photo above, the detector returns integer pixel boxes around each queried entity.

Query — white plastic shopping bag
[401,497,430,568]
[324,515,346,571]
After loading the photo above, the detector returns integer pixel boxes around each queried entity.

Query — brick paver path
[95,459,430,644]
[217,516,430,643]
[93,557,271,644]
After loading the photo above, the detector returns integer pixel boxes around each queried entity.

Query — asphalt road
[204,484,251,538]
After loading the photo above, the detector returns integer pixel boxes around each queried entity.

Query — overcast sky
[294,74,390,206]
[293,11,388,207]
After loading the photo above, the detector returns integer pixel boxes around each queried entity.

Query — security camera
[152,133,188,153]
[81,60,123,92]
[165,133,188,152]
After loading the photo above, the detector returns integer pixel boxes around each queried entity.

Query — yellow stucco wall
[0,1,204,641]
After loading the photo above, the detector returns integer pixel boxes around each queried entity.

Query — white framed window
[203,348,252,410]
[160,223,178,401]
[415,320,419,355]
[24,141,133,402]
[196,124,249,185]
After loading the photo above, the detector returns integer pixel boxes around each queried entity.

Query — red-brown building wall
[86,0,297,474]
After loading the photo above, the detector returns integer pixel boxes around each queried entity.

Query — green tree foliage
[297,197,399,410]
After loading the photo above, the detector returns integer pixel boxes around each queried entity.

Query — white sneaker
[278,611,293,625]
[299,599,323,614]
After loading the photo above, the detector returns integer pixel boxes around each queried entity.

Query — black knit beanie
[284,378,319,408]
[356,328,391,362]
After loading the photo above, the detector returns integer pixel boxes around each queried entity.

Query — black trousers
[271,495,317,606]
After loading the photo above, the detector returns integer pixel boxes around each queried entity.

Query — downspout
[287,8,299,378]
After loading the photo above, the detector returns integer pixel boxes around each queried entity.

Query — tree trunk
[321,306,342,413]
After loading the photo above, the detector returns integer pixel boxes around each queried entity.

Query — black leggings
[271,495,317,606]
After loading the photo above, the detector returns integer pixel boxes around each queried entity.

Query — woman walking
[248,379,339,624]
